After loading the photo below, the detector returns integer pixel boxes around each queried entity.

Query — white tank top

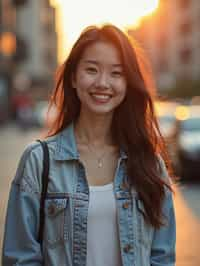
[86,182,122,266]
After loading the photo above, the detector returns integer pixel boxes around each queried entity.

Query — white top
[86,182,122,266]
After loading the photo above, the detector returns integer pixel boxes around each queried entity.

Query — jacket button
[120,182,125,190]
[123,244,133,253]
[122,202,129,209]
[120,181,129,190]
[48,204,56,215]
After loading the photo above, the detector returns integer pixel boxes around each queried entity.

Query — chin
[80,100,119,116]
[90,109,114,116]
[84,105,114,116]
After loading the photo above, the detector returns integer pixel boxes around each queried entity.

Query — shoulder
[156,155,169,178]
[13,136,58,193]
[17,134,59,167]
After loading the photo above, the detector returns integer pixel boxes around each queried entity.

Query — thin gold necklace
[86,143,119,168]
[76,138,108,168]
[75,129,116,168]
[86,143,108,168]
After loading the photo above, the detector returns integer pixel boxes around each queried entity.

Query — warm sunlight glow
[50,0,159,62]
[175,106,190,121]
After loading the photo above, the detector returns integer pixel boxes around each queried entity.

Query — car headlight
[179,135,200,158]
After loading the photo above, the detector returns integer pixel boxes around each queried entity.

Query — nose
[95,72,110,89]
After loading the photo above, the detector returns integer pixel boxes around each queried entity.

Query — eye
[111,70,124,77]
[86,67,97,73]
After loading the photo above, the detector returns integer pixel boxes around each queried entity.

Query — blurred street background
[1,0,200,265]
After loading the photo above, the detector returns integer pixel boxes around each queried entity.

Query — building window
[179,21,192,35]
[178,0,191,9]
[157,58,169,74]
[43,23,54,35]
[44,50,55,67]
[157,33,168,49]
[180,48,192,64]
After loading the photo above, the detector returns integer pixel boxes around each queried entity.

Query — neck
[75,112,114,147]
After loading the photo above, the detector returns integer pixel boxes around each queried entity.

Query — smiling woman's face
[72,41,127,117]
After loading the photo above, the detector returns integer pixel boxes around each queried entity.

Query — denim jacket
[2,123,176,266]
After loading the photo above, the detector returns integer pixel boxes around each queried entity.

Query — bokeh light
[175,106,190,121]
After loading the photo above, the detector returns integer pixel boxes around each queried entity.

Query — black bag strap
[37,140,49,245]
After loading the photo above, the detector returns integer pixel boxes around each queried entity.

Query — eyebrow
[83,60,123,67]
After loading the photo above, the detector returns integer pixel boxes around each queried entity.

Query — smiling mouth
[90,93,112,103]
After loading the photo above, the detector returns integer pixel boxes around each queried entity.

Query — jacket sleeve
[150,157,176,266]
[2,142,44,266]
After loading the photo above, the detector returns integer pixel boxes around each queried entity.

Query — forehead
[79,41,123,66]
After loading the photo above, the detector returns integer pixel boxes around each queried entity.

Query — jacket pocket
[44,197,69,247]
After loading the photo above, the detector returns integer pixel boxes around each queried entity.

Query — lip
[90,93,112,104]
[90,92,113,96]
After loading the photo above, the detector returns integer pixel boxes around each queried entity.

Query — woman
[2,24,176,265]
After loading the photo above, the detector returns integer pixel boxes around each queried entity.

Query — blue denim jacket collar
[53,123,79,161]
[53,122,128,161]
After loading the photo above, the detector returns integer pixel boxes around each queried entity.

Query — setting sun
[50,0,159,62]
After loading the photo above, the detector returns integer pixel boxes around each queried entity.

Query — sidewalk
[0,122,41,257]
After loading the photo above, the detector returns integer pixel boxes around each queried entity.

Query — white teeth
[91,94,111,100]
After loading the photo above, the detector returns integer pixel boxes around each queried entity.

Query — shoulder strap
[37,140,49,245]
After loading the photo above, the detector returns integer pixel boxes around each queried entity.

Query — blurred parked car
[158,114,176,141]
[33,101,48,127]
[174,105,200,180]
[155,101,178,161]
[33,100,57,129]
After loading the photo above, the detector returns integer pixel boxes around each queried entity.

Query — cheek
[76,73,95,89]
[75,75,94,100]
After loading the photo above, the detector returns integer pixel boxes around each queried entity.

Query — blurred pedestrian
[2,24,176,265]
[12,88,34,129]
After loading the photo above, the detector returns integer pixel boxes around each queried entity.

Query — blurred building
[0,0,16,122]
[16,0,58,84]
[0,0,58,122]
[128,0,200,92]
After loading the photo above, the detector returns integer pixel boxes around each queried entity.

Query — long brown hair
[47,24,173,228]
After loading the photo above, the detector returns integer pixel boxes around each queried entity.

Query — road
[0,123,200,265]
[174,182,200,265]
